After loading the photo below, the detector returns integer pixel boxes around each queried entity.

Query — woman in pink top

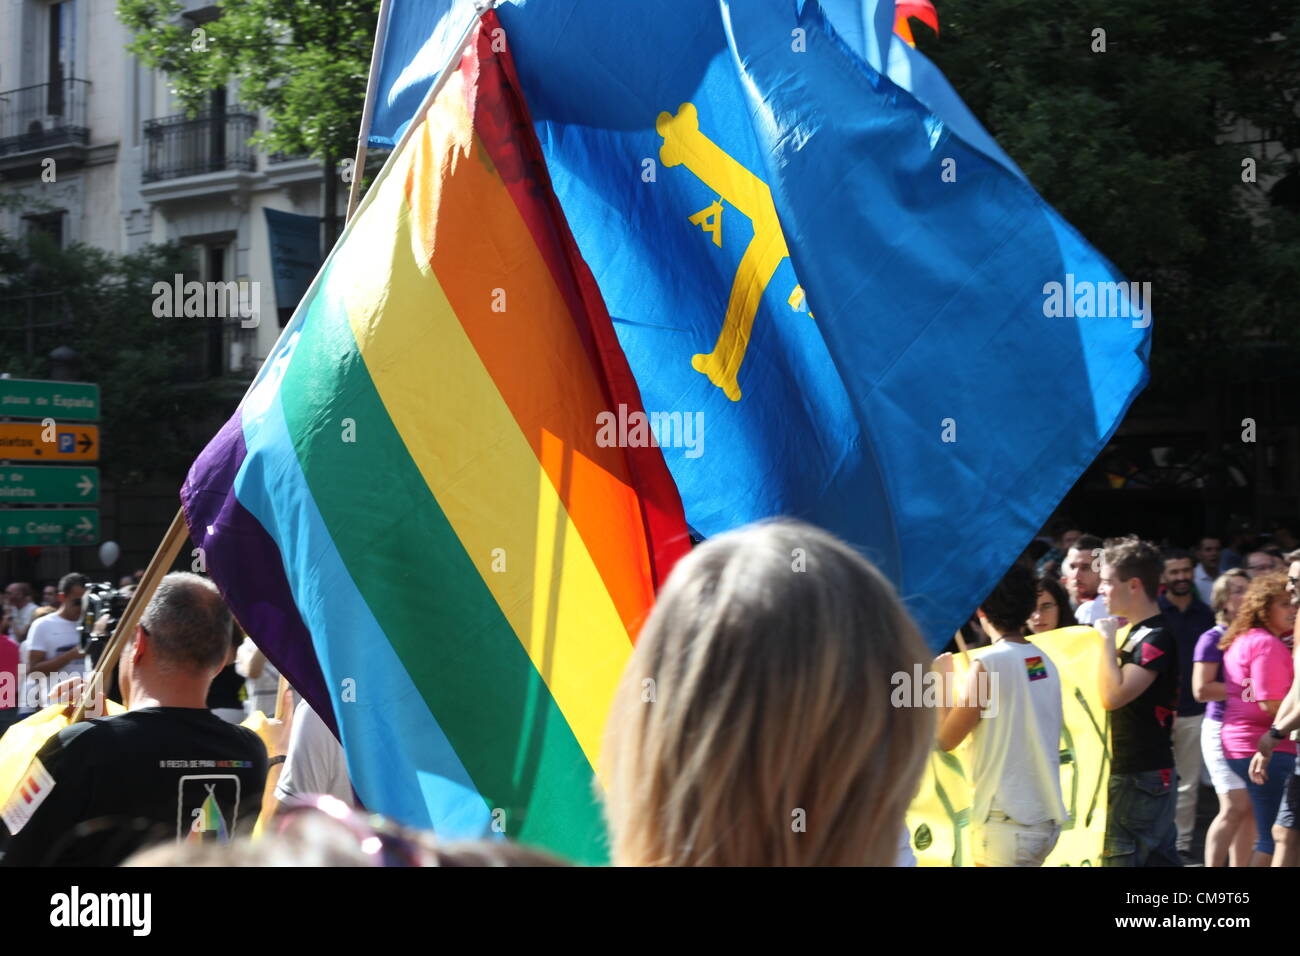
[1220,573,1296,866]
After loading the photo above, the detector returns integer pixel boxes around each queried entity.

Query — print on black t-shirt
[0,707,267,867]
[1110,613,1179,775]
[178,775,241,841]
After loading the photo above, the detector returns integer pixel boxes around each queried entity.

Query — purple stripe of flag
[180,411,337,736]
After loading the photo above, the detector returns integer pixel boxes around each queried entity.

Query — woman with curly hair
[1219,572,1297,866]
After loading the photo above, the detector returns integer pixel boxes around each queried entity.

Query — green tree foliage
[0,235,220,483]
[118,0,380,244]
[918,0,1300,395]
[117,0,376,162]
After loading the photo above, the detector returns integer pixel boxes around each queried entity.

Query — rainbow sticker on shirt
[177,774,240,842]
[188,785,230,843]
[1024,656,1048,681]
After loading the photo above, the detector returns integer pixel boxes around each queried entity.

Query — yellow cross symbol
[657,102,794,402]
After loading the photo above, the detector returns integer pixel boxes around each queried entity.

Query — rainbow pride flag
[188,787,230,843]
[181,13,689,864]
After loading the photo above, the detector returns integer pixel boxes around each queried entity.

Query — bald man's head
[138,572,232,673]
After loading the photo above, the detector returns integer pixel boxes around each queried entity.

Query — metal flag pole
[345,0,394,222]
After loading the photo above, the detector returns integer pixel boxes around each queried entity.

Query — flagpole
[953,628,971,668]
[345,0,394,221]
[69,509,189,722]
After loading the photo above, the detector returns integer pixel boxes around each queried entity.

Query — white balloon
[98,541,121,567]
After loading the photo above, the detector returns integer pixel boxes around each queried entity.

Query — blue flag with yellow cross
[382,0,1151,649]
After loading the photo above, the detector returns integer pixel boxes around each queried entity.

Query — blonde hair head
[601,519,934,866]
[1210,568,1250,626]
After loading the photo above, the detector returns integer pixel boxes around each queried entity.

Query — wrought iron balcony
[0,78,90,157]
[143,107,257,183]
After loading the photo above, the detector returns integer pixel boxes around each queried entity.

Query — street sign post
[0,380,102,550]
[0,508,99,546]
[0,466,99,504]
[0,423,99,462]
[0,379,100,422]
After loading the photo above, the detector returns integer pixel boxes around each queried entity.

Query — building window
[131,59,141,148]
[48,1,78,116]
[204,244,227,377]
[23,210,65,247]
[181,240,243,378]
[208,86,228,171]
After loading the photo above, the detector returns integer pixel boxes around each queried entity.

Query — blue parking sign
[57,433,74,453]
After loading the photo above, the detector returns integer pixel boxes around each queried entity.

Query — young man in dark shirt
[0,572,267,866]
[1094,535,1181,867]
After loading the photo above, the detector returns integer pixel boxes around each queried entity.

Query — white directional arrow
[75,516,93,533]
[77,474,93,496]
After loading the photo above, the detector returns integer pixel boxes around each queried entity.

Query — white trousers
[1173,713,1204,852]
[972,810,1060,867]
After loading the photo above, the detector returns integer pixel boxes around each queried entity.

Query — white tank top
[970,638,1068,827]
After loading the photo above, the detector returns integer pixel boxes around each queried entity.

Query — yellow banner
[906,625,1122,866]
[0,701,126,805]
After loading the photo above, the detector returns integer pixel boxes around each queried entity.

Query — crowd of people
[0,518,1296,867]
[0,575,96,734]
[0,569,285,735]
[989,524,1300,867]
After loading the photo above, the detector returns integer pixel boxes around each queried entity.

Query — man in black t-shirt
[1094,535,1181,867]
[0,573,267,866]
[207,624,248,723]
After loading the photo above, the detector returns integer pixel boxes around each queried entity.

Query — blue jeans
[1227,751,1296,854]
[1103,769,1182,866]
[1278,770,1300,831]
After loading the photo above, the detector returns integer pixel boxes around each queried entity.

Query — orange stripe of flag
[403,109,657,642]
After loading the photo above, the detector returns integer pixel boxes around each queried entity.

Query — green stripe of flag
[277,281,609,863]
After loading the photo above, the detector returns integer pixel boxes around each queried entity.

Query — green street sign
[0,467,99,504]
[0,508,99,546]
[0,379,100,421]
